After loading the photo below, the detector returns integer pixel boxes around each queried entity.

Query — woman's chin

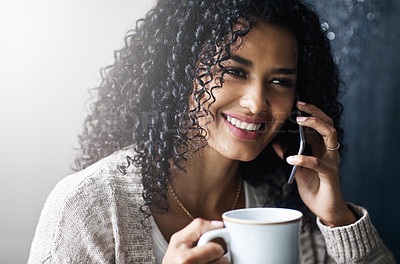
[223,150,262,162]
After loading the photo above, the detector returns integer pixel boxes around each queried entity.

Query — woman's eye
[225,68,247,78]
[270,78,295,88]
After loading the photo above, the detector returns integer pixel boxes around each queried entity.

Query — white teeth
[225,115,263,131]
[246,123,255,130]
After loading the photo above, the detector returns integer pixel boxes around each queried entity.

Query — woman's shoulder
[28,146,150,263]
[41,146,145,233]
[54,146,142,201]
[40,145,144,226]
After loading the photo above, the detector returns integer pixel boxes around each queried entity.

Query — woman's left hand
[282,101,356,227]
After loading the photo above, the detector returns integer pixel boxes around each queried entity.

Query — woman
[29,0,395,263]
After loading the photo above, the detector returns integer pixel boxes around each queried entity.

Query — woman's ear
[272,142,285,160]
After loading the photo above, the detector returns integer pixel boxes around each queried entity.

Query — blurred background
[307,0,400,261]
[0,0,398,263]
[0,0,156,262]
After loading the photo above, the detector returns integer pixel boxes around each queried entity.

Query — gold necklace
[168,175,242,220]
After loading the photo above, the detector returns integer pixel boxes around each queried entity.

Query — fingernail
[211,220,224,227]
[297,116,307,122]
[286,156,296,164]
[297,101,306,105]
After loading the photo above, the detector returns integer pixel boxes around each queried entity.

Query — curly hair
[75,0,342,219]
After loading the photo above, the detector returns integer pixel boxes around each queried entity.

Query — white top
[150,218,168,264]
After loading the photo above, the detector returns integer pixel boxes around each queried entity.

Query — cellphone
[287,93,306,184]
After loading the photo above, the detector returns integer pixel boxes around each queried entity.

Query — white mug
[198,207,302,264]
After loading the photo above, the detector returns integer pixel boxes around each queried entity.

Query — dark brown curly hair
[75,0,342,219]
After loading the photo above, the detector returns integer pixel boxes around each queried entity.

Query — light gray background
[0,1,156,263]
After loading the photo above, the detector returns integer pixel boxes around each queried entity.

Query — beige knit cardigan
[28,147,395,263]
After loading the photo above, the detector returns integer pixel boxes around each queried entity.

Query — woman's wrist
[320,205,357,228]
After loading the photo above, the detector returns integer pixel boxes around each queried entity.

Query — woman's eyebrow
[230,55,297,75]
[271,68,297,75]
[230,55,253,67]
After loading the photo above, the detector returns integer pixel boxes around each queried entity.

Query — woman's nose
[239,82,268,114]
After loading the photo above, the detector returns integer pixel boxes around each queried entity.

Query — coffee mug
[198,207,302,264]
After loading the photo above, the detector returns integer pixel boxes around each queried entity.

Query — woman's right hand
[162,218,229,264]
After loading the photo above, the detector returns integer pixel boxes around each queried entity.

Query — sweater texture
[28,147,395,263]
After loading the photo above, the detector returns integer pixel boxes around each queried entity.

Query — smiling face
[193,22,298,162]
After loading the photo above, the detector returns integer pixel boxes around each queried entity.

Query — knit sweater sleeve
[316,203,396,264]
[28,163,118,264]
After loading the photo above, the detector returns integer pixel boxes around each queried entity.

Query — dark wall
[307,0,400,260]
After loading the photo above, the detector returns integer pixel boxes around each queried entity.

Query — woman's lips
[222,113,268,140]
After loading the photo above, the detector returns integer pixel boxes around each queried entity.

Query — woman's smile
[222,113,268,140]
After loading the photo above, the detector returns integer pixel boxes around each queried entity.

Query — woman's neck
[169,145,241,219]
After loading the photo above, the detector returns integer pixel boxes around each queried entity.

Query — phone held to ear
[287,94,306,184]
[287,122,305,184]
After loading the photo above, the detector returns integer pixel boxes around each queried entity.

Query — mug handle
[197,228,231,261]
